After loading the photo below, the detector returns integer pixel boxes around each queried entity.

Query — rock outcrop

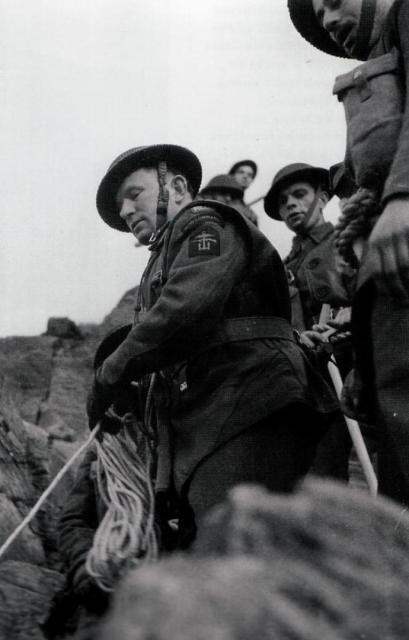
[100,479,409,640]
[0,292,137,640]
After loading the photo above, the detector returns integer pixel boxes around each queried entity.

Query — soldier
[86,144,338,545]
[264,163,355,481]
[287,0,409,504]
[228,159,258,225]
[198,174,245,207]
[264,163,353,335]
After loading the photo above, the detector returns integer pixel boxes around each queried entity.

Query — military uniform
[264,163,353,480]
[288,0,409,504]
[351,0,409,503]
[284,221,351,330]
[232,199,258,226]
[97,200,337,532]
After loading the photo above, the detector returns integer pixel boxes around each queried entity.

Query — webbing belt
[200,316,296,352]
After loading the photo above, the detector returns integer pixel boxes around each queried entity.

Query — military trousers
[178,405,331,547]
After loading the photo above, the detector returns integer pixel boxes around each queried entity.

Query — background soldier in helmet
[264,163,353,336]
[287,0,409,505]
[228,159,258,225]
[198,173,245,209]
[264,162,355,481]
[86,143,339,547]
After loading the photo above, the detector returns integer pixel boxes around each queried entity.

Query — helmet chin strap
[353,0,377,59]
[303,185,323,231]
[155,160,169,234]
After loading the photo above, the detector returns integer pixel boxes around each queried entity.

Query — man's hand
[328,307,351,330]
[72,563,93,597]
[326,307,352,344]
[299,323,332,350]
[86,376,113,430]
[72,563,108,612]
[368,197,409,304]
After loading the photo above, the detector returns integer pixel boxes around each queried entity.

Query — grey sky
[1,0,355,336]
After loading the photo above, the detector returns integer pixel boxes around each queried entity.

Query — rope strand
[0,425,100,561]
[334,187,380,263]
[86,396,159,592]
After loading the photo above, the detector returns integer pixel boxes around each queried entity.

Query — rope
[86,383,159,592]
[327,361,378,497]
[0,379,159,593]
[334,187,380,263]
[318,304,377,495]
[0,425,100,561]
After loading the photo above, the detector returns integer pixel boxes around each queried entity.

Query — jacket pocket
[333,49,404,189]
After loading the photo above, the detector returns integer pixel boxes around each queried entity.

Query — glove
[340,368,370,423]
[86,376,113,430]
[72,563,109,614]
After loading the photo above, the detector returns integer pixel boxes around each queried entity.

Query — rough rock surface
[0,561,65,640]
[100,287,137,333]
[100,480,409,640]
[45,318,83,340]
[0,289,137,640]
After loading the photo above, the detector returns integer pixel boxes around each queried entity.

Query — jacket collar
[306,221,334,244]
[286,221,334,264]
[292,220,333,249]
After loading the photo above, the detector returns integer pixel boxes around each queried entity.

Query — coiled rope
[0,375,160,592]
[85,412,158,592]
[334,187,380,262]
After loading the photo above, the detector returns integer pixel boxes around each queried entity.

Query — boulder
[45,318,83,340]
[0,290,141,640]
[0,337,56,424]
[100,480,409,640]
[0,561,64,640]
[101,287,138,333]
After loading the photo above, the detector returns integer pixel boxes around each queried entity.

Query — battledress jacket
[372,0,409,204]
[97,201,337,491]
[349,0,409,468]
[284,222,351,330]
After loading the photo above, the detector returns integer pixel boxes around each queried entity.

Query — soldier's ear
[171,175,188,202]
[319,190,330,206]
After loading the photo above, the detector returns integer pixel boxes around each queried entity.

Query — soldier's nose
[323,10,340,33]
[119,201,134,220]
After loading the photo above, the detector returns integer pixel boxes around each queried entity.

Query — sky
[0,0,356,337]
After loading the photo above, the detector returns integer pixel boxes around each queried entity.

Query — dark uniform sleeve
[98,209,248,387]
[57,448,99,581]
[382,0,409,204]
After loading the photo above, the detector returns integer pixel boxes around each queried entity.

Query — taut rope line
[0,425,100,561]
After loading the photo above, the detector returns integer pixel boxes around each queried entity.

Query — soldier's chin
[341,29,358,57]
[133,229,151,246]
[288,216,304,231]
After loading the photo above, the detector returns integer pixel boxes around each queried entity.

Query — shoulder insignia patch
[188,225,220,257]
[182,210,225,236]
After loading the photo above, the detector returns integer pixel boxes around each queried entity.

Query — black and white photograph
[1,1,409,638]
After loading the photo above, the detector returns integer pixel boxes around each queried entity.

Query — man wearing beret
[228,159,258,225]
[87,143,338,545]
[287,0,409,503]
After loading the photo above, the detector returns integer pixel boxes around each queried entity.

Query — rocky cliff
[0,289,137,640]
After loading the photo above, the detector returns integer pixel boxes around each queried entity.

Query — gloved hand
[72,563,108,614]
[86,376,113,430]
[340,368,370,423]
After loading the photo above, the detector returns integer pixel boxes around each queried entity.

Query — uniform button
[308,258,321,269]
[316,286,330,299]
